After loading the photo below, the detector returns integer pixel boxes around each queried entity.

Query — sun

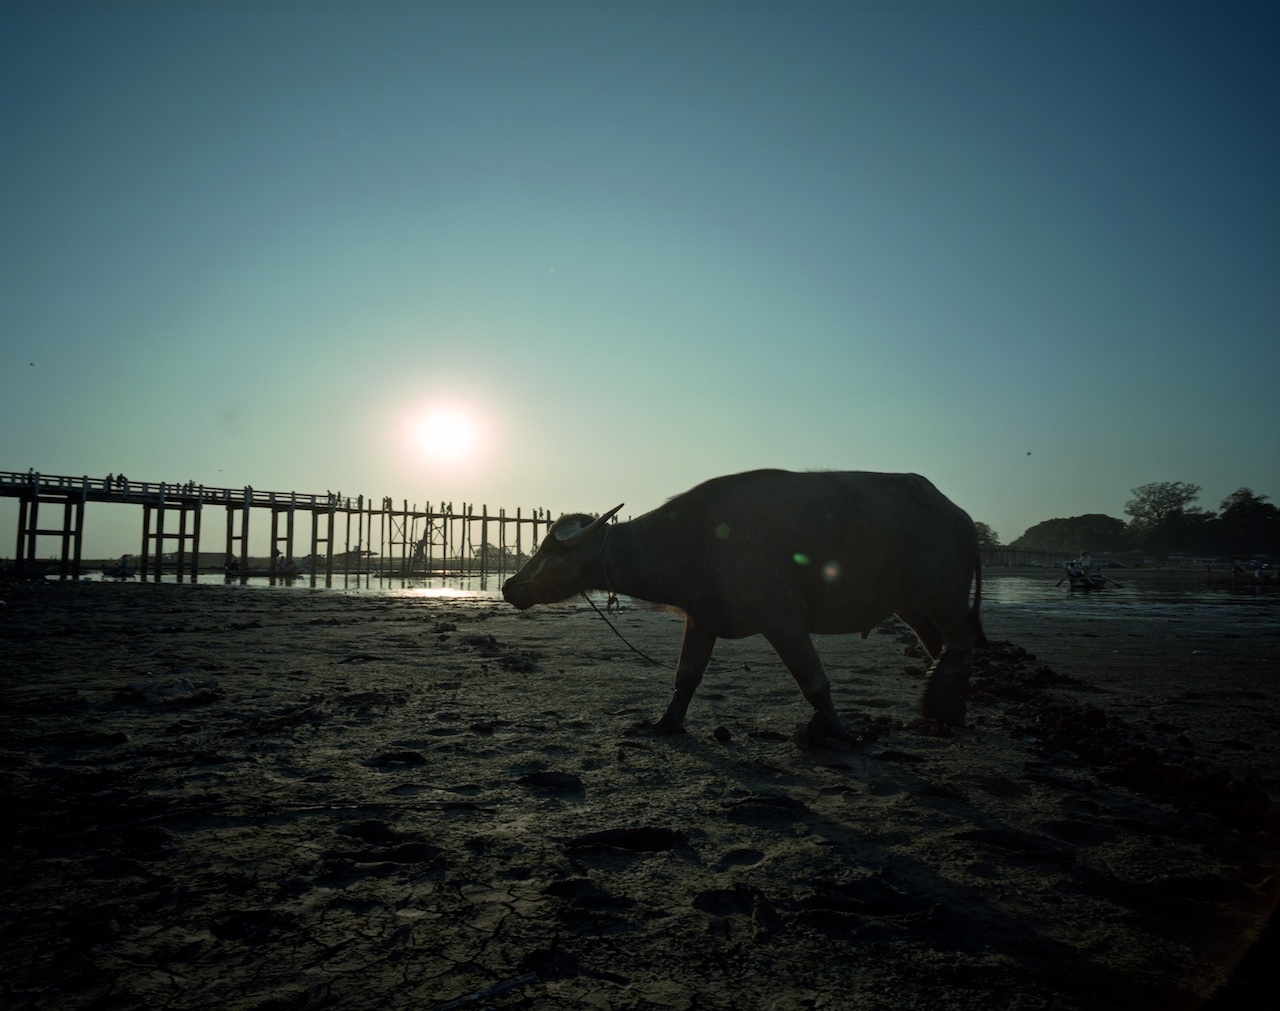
[414,408,479,462]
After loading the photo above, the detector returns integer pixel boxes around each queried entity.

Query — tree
[1124,481,1201,528]
[1219,487,1273,519]
[974,522,1000,550]
[1009,514,1129,554]
[1124,481,1210,556]
[1215,488,1280,557]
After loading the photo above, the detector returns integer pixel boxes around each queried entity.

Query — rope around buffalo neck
[580,528,748,676]
[579,590,671,667]
[580,526,669,666]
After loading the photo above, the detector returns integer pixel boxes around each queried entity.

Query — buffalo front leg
[653,620,716,735]
[763,630,853,745]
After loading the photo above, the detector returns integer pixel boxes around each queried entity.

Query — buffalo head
[502,504,624,609]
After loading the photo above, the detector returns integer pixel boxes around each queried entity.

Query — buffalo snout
[501,577,534,610]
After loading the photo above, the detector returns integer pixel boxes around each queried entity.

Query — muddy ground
[1,575,1278,1010]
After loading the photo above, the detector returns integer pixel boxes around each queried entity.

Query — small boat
[1232,563,1279,587]
[1062,563,1109,591]
[1,561,58,580]
[223,559,309,580]
[101,560,136,580]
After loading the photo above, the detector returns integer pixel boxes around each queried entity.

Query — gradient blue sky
[3,1,1278,558]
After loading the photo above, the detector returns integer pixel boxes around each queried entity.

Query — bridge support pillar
[13,476,86,579]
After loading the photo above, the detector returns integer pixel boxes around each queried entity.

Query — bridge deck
[2,470,550,584]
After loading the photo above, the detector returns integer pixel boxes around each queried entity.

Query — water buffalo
[502,469,986,742]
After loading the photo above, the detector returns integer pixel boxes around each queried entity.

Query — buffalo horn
[554,503,624,548]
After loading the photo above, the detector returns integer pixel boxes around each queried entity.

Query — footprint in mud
[693,885,761,917]
[565,826,686,852]
[796,875,930,919]
[725,794,811,826]
[692,885,780,939]
[336,819,406,843]
[951,826,1065,861]
[210,908,296,943]
[365,750,428,766]
[545,876,634,910]
[715,847,765,871]
[518,771,585,794]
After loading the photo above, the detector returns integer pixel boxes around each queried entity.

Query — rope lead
[579,592,749,676]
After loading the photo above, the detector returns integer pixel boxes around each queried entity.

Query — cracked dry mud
[1,576,1277,1010]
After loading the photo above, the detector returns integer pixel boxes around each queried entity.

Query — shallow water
[985,572,1280,628]
[89,568,1280,633]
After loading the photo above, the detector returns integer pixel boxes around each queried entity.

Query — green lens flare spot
[793,553,810,565]
[715,523,731,540]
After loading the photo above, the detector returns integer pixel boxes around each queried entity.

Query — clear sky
[3,1,1278,558]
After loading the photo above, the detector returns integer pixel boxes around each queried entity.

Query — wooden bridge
[1,470,554,586]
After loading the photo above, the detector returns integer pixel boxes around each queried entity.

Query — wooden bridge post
[24,482,38,568]
[353,499,362,583]
[14,491,30,567]
[270,504,281,582]
[71,490,85,579]
[378,498,387,579]
[400,499,409,579]
[224,502,233,576]
[154,485,168,583]
[239,489,251,582]
[343,502,352,587]
[58,498,72,579]
[514,507,521,569]
[191,494,202,583]
[445,506,452,576]
[465,504,474,574]
[427,501,437,573]
[286,498,296,577]
[324,500,335,588]
[141,501,150,578]
[176,503,188,582]
[308,502,319,587]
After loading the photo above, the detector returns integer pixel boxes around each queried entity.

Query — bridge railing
[0,470,359,510]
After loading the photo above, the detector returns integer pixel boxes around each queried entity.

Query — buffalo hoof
[920,692,966,728]
[795,706,854,751]
[651,716,687,736]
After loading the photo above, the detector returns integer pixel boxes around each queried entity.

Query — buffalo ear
[554,504,624,548]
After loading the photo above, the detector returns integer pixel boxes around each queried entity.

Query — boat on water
[0,561,59,579]
[224,557,310,581]
[1062,562,1110,591]
[1232,563,1279,587]
[101,557,136,580]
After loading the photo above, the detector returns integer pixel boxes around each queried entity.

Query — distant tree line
[997,483,1279,560]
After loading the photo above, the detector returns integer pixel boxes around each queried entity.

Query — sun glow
[414,408,479,462]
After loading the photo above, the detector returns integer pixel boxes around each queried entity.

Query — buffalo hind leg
[922,628,976,727]
[894,607,942,662]
[920,648,973,727]
[763,629,852,745]
[654,620,717,735]
[898,608,973,726]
